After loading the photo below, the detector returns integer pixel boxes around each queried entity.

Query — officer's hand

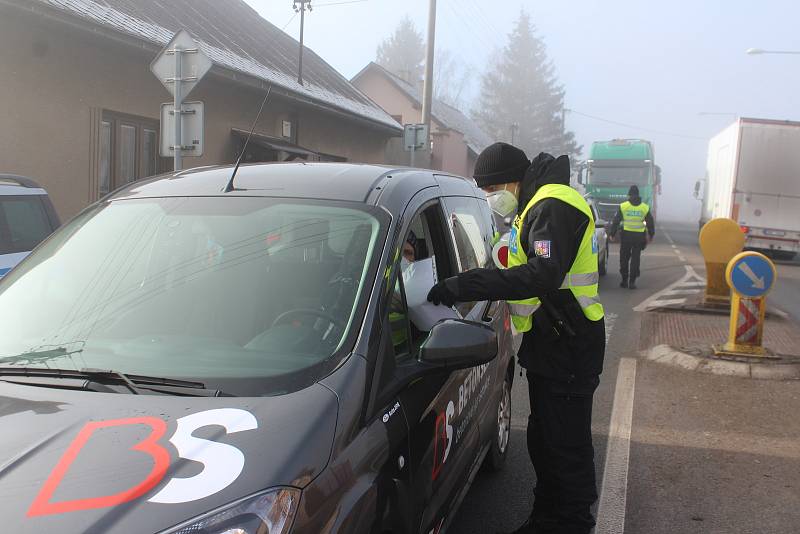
[647,234,654,244]
[427,277,460,307]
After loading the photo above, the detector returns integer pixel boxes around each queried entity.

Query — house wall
[0,9,392,220]
[353,68,474,178]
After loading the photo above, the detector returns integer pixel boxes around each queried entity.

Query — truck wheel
[485,372,511,471]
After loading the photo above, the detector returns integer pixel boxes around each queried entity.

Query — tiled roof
[25,0,400,130]
[356,62,493,154]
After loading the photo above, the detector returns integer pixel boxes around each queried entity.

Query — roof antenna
[224,85,272,193]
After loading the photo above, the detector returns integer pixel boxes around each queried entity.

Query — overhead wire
[566,109,707,140]
[281,12,298,31]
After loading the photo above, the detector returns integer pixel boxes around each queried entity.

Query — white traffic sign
[150,30,212,99]
[404,124,429,151]
[160,101,204,157]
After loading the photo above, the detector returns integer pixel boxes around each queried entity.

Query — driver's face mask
[400,257,411,271]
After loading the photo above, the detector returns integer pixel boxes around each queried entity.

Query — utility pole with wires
[510,122,519,145]
[293,0,312,85]
[420,0,437,133]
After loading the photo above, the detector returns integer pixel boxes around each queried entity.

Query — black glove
[427,276,460,307]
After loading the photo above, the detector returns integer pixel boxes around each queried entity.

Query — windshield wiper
[0,367,228,397]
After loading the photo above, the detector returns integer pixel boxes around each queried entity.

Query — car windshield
[0,195,52,255]
[588,166,651,186]
[0,197,384,396]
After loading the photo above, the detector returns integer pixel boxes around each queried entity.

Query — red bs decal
[27,417,169,517]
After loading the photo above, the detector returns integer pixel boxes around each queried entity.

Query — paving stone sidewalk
[639,309,800,357]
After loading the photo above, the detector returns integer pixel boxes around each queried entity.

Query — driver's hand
[427,277,460,307]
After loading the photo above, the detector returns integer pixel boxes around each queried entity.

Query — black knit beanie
[473,142,530,188]
[628,185,640,197]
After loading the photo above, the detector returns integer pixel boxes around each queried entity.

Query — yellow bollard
[714,251,777,357]
[698,218,745,306]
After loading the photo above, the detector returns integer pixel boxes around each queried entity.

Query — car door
[376,194,482,533]
[441,195,506,461]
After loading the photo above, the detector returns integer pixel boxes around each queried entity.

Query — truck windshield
[589,166,651,186]
[0,197,384,396]
[0,195,53,255]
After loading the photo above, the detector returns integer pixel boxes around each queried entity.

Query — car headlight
[163,487,300,534]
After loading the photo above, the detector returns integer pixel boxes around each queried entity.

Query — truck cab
[576,139,661,222]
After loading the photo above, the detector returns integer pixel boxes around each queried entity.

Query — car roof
[109,162,484,210]
[0,174,47,195]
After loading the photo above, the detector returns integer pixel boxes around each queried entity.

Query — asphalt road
[450,220,800,534]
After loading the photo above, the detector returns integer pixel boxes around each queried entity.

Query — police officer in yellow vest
[608,185,655,289]
[428,144,605,534]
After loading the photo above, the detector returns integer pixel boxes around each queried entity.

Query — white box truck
[695,118,800,259]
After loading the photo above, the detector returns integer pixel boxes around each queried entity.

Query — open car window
[388,201,455,361]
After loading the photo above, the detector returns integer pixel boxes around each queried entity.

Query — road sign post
[715,251,777,356]
[151,30,212,170]
[699,218,745,306]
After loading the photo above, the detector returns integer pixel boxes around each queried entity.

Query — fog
[249,0,800,222]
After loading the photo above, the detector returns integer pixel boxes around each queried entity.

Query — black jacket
[455,157,605,382]
[608,197,655,242]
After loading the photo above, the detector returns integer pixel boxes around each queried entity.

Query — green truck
[576,139,661,222]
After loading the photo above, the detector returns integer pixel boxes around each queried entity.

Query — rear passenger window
[0,196,52,255]
[443,197,490,271]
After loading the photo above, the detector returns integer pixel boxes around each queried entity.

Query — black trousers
[619,234,645,280]
[527,374,598,534]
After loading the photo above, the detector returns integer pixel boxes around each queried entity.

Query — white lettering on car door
[149,408,258,504]
[443,400,454,464]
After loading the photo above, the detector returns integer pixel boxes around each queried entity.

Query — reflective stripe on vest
[620,200,649,233]
[507,184,604,333]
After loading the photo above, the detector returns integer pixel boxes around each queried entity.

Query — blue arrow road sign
[729,254,775,298]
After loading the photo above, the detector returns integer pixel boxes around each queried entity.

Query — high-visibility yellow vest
[507,184,604,333]
[620,201,649,233]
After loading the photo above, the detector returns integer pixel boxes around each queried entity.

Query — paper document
[402,256,461,331]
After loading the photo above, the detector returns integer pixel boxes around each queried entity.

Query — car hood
[0,381,338,533]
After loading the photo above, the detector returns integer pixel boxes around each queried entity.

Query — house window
[99,111,164,196]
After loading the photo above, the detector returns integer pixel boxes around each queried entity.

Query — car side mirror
[420,319,497,370]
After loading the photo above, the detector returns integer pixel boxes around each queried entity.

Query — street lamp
[746,47,800,55]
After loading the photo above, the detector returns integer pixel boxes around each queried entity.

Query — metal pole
[298,1,306,84]
[420,0,436,128]
[173,46,183,171]
[410,143,416,168]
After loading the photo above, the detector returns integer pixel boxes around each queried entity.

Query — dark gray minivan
[0,163,515,534]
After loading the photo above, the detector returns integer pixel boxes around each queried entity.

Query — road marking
[662,288,701,296]
[677,255,686,263]
[671,244,678,249]
[633,264,706,312]
[596,357,637,534]
[604,312,618,344]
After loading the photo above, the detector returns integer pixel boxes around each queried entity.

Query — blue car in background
[0,175,60,278]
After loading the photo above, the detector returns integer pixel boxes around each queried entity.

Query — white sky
[246,0,800,220]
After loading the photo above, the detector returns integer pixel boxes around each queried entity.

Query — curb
[641,344,800,380]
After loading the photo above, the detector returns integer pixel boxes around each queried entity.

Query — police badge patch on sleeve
[533,240,551,258]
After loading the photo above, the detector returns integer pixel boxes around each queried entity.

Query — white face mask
[400,257,411,271]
